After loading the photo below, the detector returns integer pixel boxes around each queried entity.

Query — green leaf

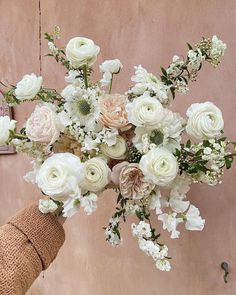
[187,42,193,50]
[186,139,191,149]
[161,67,167,77]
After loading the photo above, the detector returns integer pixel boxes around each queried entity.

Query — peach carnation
[100,94,129,130]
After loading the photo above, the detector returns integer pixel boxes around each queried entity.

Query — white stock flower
[149,190,162,214]
[36,153,84,201]
[100,59,123,74]
[185,205,205,231]
[158,213,183,239]
[81,193,98,215]
[126,93,164,127]
[131,65,169,103]
[65,37,100,68]
[100,135,126,159]
[65,70,81,85]
[186,102,224,140]
[63,197,80,218]
[38,198,58,214]
[0,116,16,145]
[140,147,178,186]
[15,73,42,100]
[26,103,63,145]
[81,157,110,192]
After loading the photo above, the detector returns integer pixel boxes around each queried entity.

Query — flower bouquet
[0,27,233,271]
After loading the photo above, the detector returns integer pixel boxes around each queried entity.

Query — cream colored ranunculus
[81,157,110,192]
[139,147,178,186]
[186,101,224,140]
[125,93,164,127]
[101,136,127,159]
[65,37,100,68]
[36,153,84,201]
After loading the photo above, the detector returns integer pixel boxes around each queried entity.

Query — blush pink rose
[100,94,130,130]
[26,104,63,145]
[110,161,129,185]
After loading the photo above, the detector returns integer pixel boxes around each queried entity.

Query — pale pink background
[0,1,236,294]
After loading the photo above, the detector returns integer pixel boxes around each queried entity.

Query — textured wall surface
[0,1,236,294]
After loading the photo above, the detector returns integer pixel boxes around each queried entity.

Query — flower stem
[109,74,113,94]
[14,133,28,140]
[83,64,88,89]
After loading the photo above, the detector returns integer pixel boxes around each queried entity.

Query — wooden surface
[0,1,236,294]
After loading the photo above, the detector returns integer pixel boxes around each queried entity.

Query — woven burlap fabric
[0,203,65,295]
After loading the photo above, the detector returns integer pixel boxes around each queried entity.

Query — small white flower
[65,37,100,68]
[131,221,152,239]
[185,205,205,231]
[186,101,224,140]
[15,73,43,100]
[203,147,212,155]
[210,35,227,60]
[38,198,58,214]
[65,70,81,85]
[81,193,98,215]
[155,259,171,272]
[0,116,16,145]
[126,93,164,127]
[149,190,162,214]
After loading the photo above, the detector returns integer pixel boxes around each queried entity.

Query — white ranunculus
[186,102,224,140]
[140,147,178,186]
[38,198,58,214]
[100,59,123,74]
[81,157,110,192]
[100,135,126,159]
[36,153,84,201]
[65,37,100,68]
[126,93,164,127]
[0,116,16,145]
[25,104,64,145]
[15,73,42,100]
[185,205,205,231]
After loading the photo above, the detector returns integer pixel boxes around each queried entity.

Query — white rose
[140,147,178,186]
[126,93,164,127]
[65,37,100,68]
[36,153,84,201]
[15,73,42,100]
[186,102,224,140]
[0,116,16,145]
[100,59,123,74]
[101,135,126,159]
[26,104,63,145]
[81,157,110,192]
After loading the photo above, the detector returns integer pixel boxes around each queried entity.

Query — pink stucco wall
[0,1,236,294]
